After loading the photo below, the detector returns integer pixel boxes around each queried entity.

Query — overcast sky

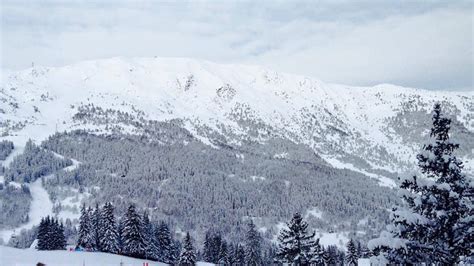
[1,1,472,90]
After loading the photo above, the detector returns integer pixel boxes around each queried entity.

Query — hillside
[0,57,472,245]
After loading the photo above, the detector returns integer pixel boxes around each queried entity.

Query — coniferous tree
[218,240,229,265]
[227,243,236,265]
[99,202,119,254]
[179,232,196,266]
[171,238,182,265]
[77,203,94,250]
[156,220,173,263]
[276,213,318,264]
[37,216,65,250]
[323,245,338,265]
[92,203,102,251]
[142,211,158,260]
[203,231,213,263]
[346,239,358,266]
[236,244,246,265]
[244,220,262,265]
[309,238,325,265]
[37,217,49,250]
[369,103,474,264]
[121,204,145,258]
[117,216,124,254]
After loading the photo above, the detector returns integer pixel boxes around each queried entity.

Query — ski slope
[0,152,82,243]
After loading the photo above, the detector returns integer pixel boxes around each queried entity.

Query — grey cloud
[1,1,472,90]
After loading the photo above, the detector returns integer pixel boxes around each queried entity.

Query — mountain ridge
[2,56,472,177]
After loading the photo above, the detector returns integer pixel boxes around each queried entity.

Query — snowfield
[0,245,169,266]
[0,245,368,266]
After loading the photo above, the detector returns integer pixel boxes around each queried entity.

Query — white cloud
[1,1,472,90]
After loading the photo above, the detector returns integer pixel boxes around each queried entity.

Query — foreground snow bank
[0,246,163,266]
[0,246,214,266]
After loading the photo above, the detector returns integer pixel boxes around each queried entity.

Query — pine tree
[227,243,236,265]
[203,231,213,263]
[309,238,325,265]
[37,217,49,250]
[244,220,262,265]
[218,240,228,265]
[346,239,358,266]
[323,245,337,265]
[179,232,196,266]
[121,204,145,258]
[142,211,158,260]
[276,213,317,264]
[77,204,94,250]
[369,103,474,264]
[92,203,102,251]
[50,218,60,250]
[156,220,173,263]
[37,216,65,250]
[235,244,246,265]
[171,239,182,265]
[117,216,124,254]
[99,202,119,254]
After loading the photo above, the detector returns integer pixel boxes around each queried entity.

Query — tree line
[37,200,363,265]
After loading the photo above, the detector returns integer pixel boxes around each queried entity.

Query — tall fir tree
[77,204,94,250]
[92,203,102,251]
[309,238,325,265]
[121,204,145,258]
[346,239,358,266]
[244,220,262,265]
[37,216,65,250]
[203,231,213,263]
[179,232,196,266]
[276,213,318,264]
[171,238,182,265]
[37,217,50,250]
[142,211,158,260]
[156,221,173,263]
[218,240,229,265]
[99,202,119,254]
[369,103,473,264]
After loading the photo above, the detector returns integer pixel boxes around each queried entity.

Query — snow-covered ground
[0,245,164,266]
[323,156,397,188]
[0,246,214,266]
[0,245,370,266]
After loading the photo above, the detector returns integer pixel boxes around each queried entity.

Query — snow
[0,177,54,243]
[0,245,167,266]
[249,175,266,182]
[1,56,471,180]
[304,207,323,219]
[316,231,349,250]
[273,152,288,159]
[358,258,371,266]
[0,246,214,266]
[323,156,397,188]
[367,230,407,250]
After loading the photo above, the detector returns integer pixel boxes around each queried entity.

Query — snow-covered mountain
[0,57,473,246]
[1,57,473,176]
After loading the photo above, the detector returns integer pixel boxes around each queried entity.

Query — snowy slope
[0,245,216,266]
[1,57,473,177]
